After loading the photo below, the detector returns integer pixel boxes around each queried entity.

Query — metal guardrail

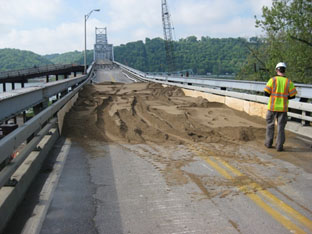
[0,62,95,234]
[0,118,57,188]
[0,75,88,166]
[115,62,312,99]
[149,75,312,99]
[0,63,95,187]
[0,75,87,122]
[115,62,312,123]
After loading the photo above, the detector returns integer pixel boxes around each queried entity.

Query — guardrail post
[71,84,77,91]
[300,98,311,126]
[302,111,307,125]
[2,83,6,92]
[33,104,42,116]
[23,111,26,123]
[33,99,49,116]
[60,90,68,98]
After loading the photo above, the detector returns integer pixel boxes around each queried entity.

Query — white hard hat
[275,62,287,69]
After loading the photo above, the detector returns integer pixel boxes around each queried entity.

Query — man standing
[264,62,297,151]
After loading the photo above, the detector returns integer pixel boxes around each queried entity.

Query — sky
[0,0,272,55]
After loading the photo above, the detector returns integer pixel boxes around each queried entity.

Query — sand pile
[63,82,266,146]
[62,82,312,193]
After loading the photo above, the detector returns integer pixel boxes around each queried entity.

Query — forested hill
[1,37,250,75]
[114,36,250,75]
[45,36,250,75]
[44,50,93,65]
[0,48,53,71]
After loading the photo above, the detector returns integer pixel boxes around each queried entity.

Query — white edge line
[122,72,138,83]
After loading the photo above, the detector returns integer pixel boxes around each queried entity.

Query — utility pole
[161,0,176,72]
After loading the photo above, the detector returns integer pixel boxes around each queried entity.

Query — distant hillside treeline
[44,36,250,75]
[0,37,250,75]
[114,36,250,75]
[0,48,94,72]
[44,50,93,65]
[0,48,52,71]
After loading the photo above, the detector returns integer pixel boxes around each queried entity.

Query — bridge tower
[161,0,176,72]
[94,27,114,62]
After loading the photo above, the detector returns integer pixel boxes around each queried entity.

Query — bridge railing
[115,61,312,124]
[0,75,87,122]
[0,75,89,177]
[0,61,96,168]
[0,62,96,232]
[0,64,83,80]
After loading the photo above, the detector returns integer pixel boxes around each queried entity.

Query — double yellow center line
[188,144,312,234]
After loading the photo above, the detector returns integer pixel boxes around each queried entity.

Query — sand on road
[62,82,312,190]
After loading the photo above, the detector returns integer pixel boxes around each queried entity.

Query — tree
[113,37,249,75]
[255,0,312,83]
[0,48,52,71]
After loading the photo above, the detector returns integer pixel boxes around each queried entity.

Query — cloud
[169,0,271,39]
[174,0,240,25]
[247,0,273,15]
[132,28,160,41]
[209,17,259,38]
[0,19,106,55]
[0,0,273,54]
[0,0,63,25]
[97,0,164,45]
[106,0,161,31]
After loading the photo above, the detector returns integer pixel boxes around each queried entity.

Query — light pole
[84,9,100,74]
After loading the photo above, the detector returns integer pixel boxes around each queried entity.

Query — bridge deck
[0,64,84,83]
[5,67,312,234]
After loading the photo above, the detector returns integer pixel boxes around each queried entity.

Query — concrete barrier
[57,93,79,135]
[182,89,226,105]
[182,88,312,139]
[0,128,59,233]
[182,88,266,118]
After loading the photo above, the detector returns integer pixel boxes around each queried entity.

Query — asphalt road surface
[4,67,312,234]
[94,67,133,84]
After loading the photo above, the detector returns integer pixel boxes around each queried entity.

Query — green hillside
[0,48,53,71]
[1,37,250,75]
[44,50,93,65]
[114,37,250,75]
[41,36,250,75]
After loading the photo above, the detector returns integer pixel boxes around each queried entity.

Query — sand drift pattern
[63,82,266,145]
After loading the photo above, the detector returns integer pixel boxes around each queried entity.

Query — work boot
[264,143,272,148]
[276,147,283,152]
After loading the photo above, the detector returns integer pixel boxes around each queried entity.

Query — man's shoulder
[267,76,275,82]
[276,76,291,81]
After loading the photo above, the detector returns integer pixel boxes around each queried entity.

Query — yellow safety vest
[264,76,297,112]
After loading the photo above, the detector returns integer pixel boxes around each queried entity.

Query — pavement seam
[21,138,72,234]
